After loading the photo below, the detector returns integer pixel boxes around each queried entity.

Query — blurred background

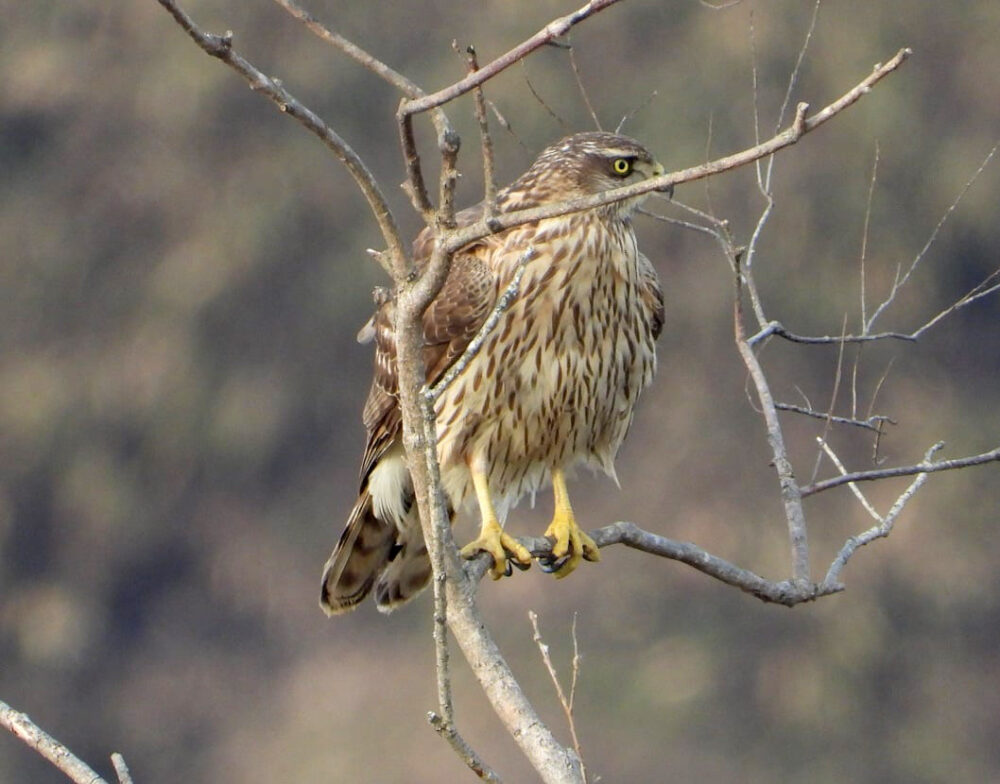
[2,1,999,782]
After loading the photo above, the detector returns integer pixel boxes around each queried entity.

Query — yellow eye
[612,158,632,176]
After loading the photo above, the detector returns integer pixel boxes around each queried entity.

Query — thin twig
[487,100,533,155]
[1,699,112,784]
[742,189,774,327]
[270,0,423,97]
[428,712,503,783]
[521,62,570,131]
[858,141,879,330]
[817,439,883,522]
[427,251,533,402]
[775,403,894,433]
[463,522,835,606]
[153,0,407,278]
[802,444,1000,497]
[529,613,587,783]
[773,0,821,136]
[757,0,821,197]
[748,321,916,346]
[567,40,602,130]
[437,129,462,229]
[702,112,721,228]
[809,313,848,484]
[699,0,744,9]
[398,109,435,219]
[637,206,724,241]
[444,47,913,253]
[821,443,943,589]
[615,89,657,133]
[569,615,581,716]
[850,141,880,424]
[735,256,811,583]
[111,753,134,784]
[866,357,895,464]
[749,9,761,152]
[866,142,999,332]
[270,0,456,219]
[909,268,1000,339]
[461,45,499,212]
[400,0,625,117]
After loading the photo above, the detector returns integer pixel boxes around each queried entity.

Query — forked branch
[443,48,912,252]
[400,0,625,117]
[153,0,407,278]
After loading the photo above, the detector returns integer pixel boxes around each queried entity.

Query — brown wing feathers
[321,222,497,614]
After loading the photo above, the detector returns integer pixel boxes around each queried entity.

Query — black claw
[502,558,513,578]
[510,558,532,572]
[537,553,569,573]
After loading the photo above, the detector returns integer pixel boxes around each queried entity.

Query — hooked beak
[650,161,674,198]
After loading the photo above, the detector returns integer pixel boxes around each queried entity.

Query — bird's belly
[434,273,656,516]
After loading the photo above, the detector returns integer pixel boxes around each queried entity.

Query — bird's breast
[435,216,658,511]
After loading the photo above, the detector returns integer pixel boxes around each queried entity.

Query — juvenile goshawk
[321,131,667,614]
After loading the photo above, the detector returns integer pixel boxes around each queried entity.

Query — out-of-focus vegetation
[2,1,999,782]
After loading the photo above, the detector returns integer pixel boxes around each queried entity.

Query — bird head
[503,131,670,216]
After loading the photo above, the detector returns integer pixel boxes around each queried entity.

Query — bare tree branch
[615,88,658,134]
[427,251,533,402]
[529,612,588,783]
[111,754,134,784]
[400,0,625,117]
[460,45,499,212]
[271,0,423,97]
[465,523,838,606]
[773,0,822,136]
[821,443,942,588]
[775,402,894,433]
[444,48,912,252]
[270,0,457,219]
[908,268,1000,339]
[747,321,917,346]
[153,0,407,278]
[428,710,502,783]
[802,444,1000,497]
[398,109,436,219]
[395,273,583,782]
[735,259,811,583]
[567,40,602,131]
[858,141,880,329]
[817,439,883,522]
[149,2,997,781]
[1,698,126,784]
[866,142,999,332]
[737,144,1000,348]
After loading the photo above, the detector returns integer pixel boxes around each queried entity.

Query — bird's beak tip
[650,162,672,197]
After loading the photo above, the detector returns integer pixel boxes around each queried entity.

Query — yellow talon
[460,519,532,580]
[462,466,531,580]
[543,468,601,578]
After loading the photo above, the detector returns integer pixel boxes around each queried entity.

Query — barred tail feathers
[320,488,395,615]
[373,524,432,613]
[321,446,437,614]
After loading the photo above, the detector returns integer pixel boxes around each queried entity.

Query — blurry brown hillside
[2,2,999,782]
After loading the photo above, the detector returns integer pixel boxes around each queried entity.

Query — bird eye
[611,158,632,176]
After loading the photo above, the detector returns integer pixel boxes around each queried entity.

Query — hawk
[321,131,667,614]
